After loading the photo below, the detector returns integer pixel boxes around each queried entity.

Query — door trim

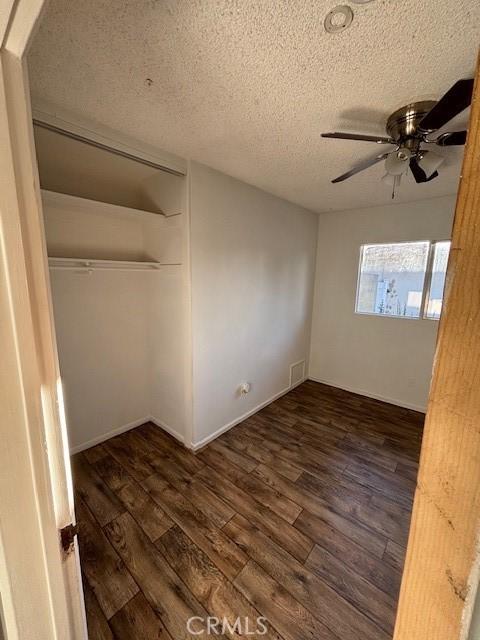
[0,1,86,638]
[393,55,480,640]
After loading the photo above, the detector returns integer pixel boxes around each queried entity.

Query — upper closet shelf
[48,257,181,272]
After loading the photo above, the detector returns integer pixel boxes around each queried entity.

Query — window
[424,241,451,319]
[356,242,430,318]
[356,240,450,320]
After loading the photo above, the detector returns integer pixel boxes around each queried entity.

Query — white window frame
[355,240,451,321]
[422,240,452,321]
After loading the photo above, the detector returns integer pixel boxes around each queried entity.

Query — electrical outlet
[239,382,251,396]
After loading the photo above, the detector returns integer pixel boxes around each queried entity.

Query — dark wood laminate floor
[73,380,424,640]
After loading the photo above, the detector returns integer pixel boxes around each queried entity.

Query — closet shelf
[48,257,181,272]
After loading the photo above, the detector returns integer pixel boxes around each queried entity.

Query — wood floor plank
[75,497,138,619]
[200,446,302,525]
[343,431,386,449]
[332,439,398,472]
[224,514,388,640]
[345,500,409,547]
[343,461,415,509]
[234,561,336,640]
[383,539,407,573]
[294,509,402,599]
[158,525,284,640]
[305,544,397,634]
[221,429,303,481]
[207,439,258,473]
[143,473,248,580]
[295,468,372,507]
[117,481,174,542]
[104,512,212,640]
[105,432,156,482]
[245,419,304,453]
[72,454,124,527]
[271,444,347,482]
[82,576,114,640]
[83,443,109,465]
[109,592,174,640]
[196,447,247,484]
[142,451,235,529]
[93,454,133,492]
[294,416,347,444]
[92,452,174,541]
[395,459,419,481]
[196,466,313,563]
[258,405,298,428]
[122,428,197,479]
[252,464,387,557]
[296,469,410,547]
[138,422,205,475]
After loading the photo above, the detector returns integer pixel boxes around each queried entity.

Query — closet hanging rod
[33,119,185,177]
[49,265,179,272]
[48,257,181,272]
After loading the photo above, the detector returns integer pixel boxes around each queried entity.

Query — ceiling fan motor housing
[386,100,438,144]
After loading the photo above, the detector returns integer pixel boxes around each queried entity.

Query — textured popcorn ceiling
[28,0,480,213]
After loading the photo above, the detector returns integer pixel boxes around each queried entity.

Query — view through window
[424,241,451,319]
[356,241,450,319]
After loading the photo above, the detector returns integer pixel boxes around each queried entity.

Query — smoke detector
[324,5,354,33]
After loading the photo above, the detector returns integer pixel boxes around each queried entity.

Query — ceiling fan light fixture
[385,148,411,175]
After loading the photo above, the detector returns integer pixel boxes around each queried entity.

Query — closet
[35,122,190,453]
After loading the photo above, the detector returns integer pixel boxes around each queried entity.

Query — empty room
[1,2,480,640]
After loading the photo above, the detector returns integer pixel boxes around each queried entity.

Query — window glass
[356,242,430,318]
[424,241,451,320]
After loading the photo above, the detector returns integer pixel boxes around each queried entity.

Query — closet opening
[34,121,190,456]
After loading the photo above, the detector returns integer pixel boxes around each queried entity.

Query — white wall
[50,269,150,450]
[309,195,456,412]
[144,212,190,443]
[189,162,318,447]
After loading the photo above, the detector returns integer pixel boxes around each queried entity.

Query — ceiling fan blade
[322,132,394,144]
[409,158,439,184]
[435,130,468,146]
[418,79,474,133]
[331,153,389,183]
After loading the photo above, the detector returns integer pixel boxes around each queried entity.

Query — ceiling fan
[322,79,474,196]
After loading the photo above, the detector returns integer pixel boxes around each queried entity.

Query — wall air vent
[290,360,306,387]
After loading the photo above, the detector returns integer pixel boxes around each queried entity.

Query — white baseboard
[70,378,311,455]
[70,414,185,454]
[148,415,185,444]
[70,416,151,454]
[307,376,426,413]
[191,378,306,451]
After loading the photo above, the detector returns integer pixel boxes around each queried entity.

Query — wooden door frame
[0,1,86,638]
[393,57,480,640]
[1,3,480,638]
